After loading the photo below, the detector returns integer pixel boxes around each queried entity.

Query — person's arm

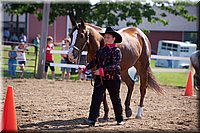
[8,51,12,58]
[61,46,67,58]
[103,48,122,72]
[86,50,99,70]
[24,44,28,49]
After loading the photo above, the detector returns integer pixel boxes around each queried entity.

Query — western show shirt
[86,45,122,80]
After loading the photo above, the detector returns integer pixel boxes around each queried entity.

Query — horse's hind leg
[135,69,147,119]
[121,71,135,118]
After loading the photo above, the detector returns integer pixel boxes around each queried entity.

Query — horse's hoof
[125,109,132,117]
[135,115,142,119]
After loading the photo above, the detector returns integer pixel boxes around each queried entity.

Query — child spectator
[17,42,28,78]
[60,37,72,80]
[44,36,55,80]
[78,51,87,80]
[8,44,17,78]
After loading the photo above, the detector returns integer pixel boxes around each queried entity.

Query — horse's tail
[138,30,165,95]
[147,67,165,95]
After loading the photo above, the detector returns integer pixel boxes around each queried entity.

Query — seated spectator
[10,32,19,42]
[19,33,27,43]
[3,28,10,41]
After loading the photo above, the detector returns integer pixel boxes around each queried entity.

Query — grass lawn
[2,45,189,87]
[150,60,188,87]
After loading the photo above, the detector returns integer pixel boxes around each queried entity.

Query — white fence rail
[50,50,190,73]
[151,55,190,61]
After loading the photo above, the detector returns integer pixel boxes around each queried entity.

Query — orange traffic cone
[183,70,194,96]
[1,85,17,132]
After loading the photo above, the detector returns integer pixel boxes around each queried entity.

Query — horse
[190,50,200,90]
[68,18,165,119]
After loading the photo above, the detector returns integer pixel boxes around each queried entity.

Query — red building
[28,14,68,43]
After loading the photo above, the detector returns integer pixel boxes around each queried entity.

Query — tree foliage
[3,1,197,27]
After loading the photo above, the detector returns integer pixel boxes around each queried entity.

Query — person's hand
[79,65,87,73]
[95,68,104,77]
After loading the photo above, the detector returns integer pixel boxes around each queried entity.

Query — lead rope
[89,71,103,87]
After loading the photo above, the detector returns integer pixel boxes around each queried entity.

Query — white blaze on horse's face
[68,29,78,56]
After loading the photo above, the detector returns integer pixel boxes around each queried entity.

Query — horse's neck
[87,27,104,61]
[89,28,104,48]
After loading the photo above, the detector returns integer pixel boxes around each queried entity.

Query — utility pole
[36,3,50,79]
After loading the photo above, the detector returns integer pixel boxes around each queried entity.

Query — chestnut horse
[190,50,200,90]
[69,18,164,119]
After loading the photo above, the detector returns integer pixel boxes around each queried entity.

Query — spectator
[33,34,41,54]
[78,51,87,80]
[10,32,19,42]
[17,42,28,78]
[3,28,10,41]
[19,33,27,43]
[8,44,17,78]
[44,36,55,80]
[60,37,72,80]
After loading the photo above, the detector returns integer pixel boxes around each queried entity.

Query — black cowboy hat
[100,27,122,43]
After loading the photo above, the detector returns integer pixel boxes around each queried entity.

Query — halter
[72,31,89,53]
[70,26,103,87]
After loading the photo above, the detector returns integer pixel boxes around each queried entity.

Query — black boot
[84,118,95,126]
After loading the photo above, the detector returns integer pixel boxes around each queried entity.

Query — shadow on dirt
[19,117,122,131]
[19,117,90,131]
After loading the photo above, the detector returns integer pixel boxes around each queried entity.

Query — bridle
[70,25,103,87]
[70,26,89,64]
[72,31,89,53]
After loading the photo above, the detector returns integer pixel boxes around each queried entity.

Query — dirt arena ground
[1,78,199,132]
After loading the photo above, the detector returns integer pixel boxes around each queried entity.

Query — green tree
[3,1,197,27]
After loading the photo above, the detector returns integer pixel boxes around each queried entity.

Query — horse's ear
[80,18,86,28]
[71,17,77,27]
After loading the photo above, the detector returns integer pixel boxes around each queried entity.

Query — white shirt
[17,48,26,61]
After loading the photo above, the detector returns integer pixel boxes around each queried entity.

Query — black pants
[45,61,55,72]
[88,76,123,123]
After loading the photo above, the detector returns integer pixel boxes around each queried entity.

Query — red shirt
[46,44,54,61]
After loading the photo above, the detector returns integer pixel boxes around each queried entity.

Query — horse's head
[68,18,89,64]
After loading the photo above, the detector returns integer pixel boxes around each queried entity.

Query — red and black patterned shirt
[86,44,122,80]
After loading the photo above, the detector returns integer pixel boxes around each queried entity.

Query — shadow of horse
[19,117,121,131]
[19,117,132,131]
[19,118,89,131]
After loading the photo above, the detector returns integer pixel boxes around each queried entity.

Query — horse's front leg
[102,92,109,120]
[125,84,134,117]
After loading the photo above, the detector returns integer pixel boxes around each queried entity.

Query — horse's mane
[85,23,102,32]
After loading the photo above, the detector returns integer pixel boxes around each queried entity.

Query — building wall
[113,5,198,54]
[28,14,67,43]
[147,31,183,53]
